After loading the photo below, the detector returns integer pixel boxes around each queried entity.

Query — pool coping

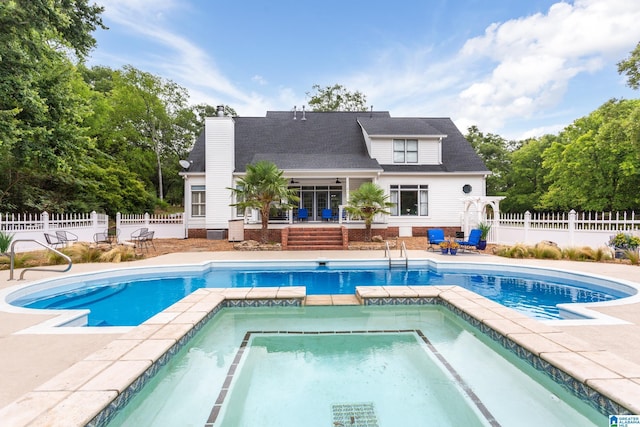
[0,285,638,426]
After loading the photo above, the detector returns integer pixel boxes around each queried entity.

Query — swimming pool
[104,305,605,427]
[5,259,637,328]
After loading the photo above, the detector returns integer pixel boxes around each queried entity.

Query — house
[180,106,490,241]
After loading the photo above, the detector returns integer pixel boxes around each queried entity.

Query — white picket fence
[1,211,186,252]
[487,210,640,248]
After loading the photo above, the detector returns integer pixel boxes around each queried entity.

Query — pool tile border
[358,286,639,417]
[1,285,638,426]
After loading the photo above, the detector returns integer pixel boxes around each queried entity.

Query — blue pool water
[15,262,632,327]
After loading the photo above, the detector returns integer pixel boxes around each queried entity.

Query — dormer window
[393,139,418,163]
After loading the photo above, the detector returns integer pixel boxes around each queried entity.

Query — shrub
[608,233,640,250]
[508,244,529,258]
[532,242,562,260]
[624,250,640,265]
[0,231,14,254]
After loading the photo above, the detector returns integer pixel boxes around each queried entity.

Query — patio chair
[136,230,155,252]
[131,227,148,242]
[55,230,78,246]
[457,229,482,252]
[297,208,308,222]
[427,229,445,251]
[44,233,63,248]
[322,208,333,222]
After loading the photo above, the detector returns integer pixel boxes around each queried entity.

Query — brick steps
[285,227,345,250]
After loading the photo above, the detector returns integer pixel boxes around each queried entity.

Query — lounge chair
[322,208,333,221]
[427,229,446,251]
[458,229,482,252]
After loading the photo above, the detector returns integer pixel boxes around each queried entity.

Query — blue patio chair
[297,208,308,222]
[322,208,333,221]
[458,229,482,252]
[427,229,446,251]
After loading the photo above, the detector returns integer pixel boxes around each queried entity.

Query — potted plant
[449,240,460,255]
[477,222,491,250]
[439,241,450,254]
[608,232,640,259]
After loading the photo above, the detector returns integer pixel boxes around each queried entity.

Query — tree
[345,182,394,242]
[111,65,193,201]
[465,125,513,195]
[539,99,640,211]
[306,84,368,111]
[618,41,640,90]
[229,161,299,243]
[500,135,554,212]
[0,0,105,212]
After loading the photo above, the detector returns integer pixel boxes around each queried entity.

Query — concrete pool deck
[1,248,639,424]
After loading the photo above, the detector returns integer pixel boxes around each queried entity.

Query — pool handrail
[385,240,408,269]
[9,239,72,281]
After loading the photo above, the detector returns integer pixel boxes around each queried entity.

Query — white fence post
[524,211,531,243]
[568,209,576,246]
[144,212,150,227]
[42,211,50,234]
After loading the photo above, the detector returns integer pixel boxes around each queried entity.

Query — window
[393,139,418,163]
[191,185,205,217]
[390,185,428,216]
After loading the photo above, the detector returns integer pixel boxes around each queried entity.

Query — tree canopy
[306,84,368,111]
[618,41,640,90]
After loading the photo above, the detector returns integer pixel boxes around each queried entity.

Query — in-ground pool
[104,305,605,427]
[9,260,636,327]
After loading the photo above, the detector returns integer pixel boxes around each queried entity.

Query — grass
[1,242,137,270]
[495,242,624,264]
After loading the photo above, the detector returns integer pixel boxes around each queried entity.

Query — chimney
[301,105,306,121]
[293,105,297,120]
[216,105,225,117]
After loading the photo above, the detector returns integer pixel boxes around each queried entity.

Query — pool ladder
[385,240,408,269]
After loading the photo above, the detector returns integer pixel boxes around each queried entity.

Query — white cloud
[95,0,256,107]
[450,0,640,133]
[343,0,640,138]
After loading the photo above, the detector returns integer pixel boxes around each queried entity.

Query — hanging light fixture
[335,178,342,184]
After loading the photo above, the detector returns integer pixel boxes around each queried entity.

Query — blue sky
[88,0,640,140]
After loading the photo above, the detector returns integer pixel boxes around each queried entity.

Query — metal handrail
[9,239,72,280]
[385,240,408,269]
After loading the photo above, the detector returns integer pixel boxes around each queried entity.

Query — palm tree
[345,182,394,242]
[229,161,299,243]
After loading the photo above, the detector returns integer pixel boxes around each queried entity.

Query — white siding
[370,137,441,165]
[205,117,235,229]
[184,175,206,229]
[378,174,486,227]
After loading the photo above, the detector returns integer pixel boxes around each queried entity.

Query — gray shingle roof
[234,111,386,172]
[358,117,445,136]
[185,111,489,174]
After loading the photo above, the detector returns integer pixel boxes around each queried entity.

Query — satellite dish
[179,160,191,169]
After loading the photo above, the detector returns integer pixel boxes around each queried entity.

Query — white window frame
[191,185,205,217]
[390,184,428,216]
[393,139,418,163]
